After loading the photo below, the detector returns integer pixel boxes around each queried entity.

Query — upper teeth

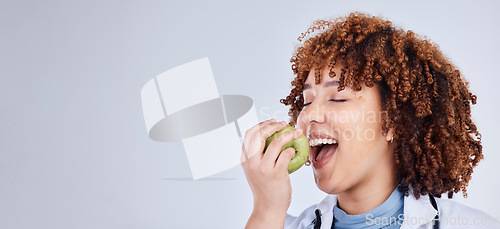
[309,138,337,147]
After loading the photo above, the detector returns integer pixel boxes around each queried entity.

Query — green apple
[264,125,309,174]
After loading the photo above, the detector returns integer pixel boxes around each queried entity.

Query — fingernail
[270,118,276,122]
[281,121,287,125]
[296,128,303,133]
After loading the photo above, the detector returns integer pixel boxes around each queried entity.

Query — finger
[241,118,277,163]
[247,121,289,161]
[243,118,277,148]
[262,128,303,168]
[276,147,296,171]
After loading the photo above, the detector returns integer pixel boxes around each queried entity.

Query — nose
[301,100,326,125]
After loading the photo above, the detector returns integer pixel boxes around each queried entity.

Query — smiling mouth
[307,130,339,166]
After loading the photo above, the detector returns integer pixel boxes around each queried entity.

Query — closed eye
[303,99,346,106]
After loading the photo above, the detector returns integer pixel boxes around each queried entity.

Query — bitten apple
[264,125,309,173]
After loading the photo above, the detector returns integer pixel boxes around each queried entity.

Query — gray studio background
[1,0,499,228]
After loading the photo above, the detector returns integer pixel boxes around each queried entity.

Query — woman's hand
[241,119,304,228]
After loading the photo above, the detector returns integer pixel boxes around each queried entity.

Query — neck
[336,153,399,215]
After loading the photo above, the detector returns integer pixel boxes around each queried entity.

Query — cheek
[334,108,384,142]
[296,112,307,130]
[337,117,387,169]
[349,120,382,142]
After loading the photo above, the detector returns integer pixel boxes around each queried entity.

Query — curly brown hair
[280,12,483,199]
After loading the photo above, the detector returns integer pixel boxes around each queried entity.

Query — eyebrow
[303,80,340,91]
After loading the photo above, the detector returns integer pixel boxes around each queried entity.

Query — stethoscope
[312,195,440,229]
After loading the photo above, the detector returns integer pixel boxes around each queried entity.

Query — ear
[386,128,395,143]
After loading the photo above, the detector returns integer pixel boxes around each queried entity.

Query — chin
[316,183,342,195]
[314,172,340,194]
[314,168,355,195]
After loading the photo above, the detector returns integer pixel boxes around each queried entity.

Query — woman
[241,12,498,228]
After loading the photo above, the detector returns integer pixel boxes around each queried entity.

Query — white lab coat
[285,190,500,229]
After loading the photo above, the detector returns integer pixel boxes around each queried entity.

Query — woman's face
[296,62,395,194]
